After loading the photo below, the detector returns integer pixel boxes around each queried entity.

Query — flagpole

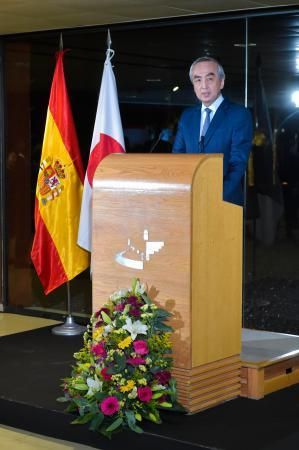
[52,281,86,335]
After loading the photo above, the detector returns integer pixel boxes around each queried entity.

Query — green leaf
[168,378,178,402]
[72,397,89,408]
[125,410,144,433]
[152,392,164,399]
[159,402,173,408]
[115,353,126,371]
[94,392,106,402]
[148,412,161,424]
[141,293,151,305]
[89,412,104,431]
[155,308,171,318]
[71,412,94,425]
[105,417,123,432]
[73,383,88,391]
[101,310,111,324]
[128,422,143,433]
[125,410,135,426]
[64,403,77,413]
[131,277,138,293]
[153,322,173,332]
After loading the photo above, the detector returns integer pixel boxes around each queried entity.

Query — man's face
[191,61,224,106]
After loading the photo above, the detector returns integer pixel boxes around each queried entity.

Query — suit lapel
[191,106,201,150]
[203,98,230,147]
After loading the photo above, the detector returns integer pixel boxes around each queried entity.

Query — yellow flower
[78,363,90,372]
[120,380,135,392]
[118,336,132,349]
[93,326,104,341]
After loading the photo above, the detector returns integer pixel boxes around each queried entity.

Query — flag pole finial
[106,29,114,63]
[107,29,112,49]
[59,33,63,51]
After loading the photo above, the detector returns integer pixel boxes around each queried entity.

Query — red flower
[95,307,111,326]
[137,386,152,403]
[101,367,112,381]
[154,371,171,385]
[127,357,146,366]
[130,306,141,317]
[126,296,139,306]
[100,396,120,416]
[133,340,149,355]
[91,342,106,358]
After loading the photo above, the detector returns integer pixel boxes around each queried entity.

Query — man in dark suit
[173,56,253,206]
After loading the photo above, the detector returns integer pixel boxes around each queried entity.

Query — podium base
[172,355,241,413]
[51,315,86,336]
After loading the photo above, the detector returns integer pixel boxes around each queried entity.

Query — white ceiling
[1,0,298,35]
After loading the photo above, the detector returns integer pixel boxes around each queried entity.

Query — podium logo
[115,229,164,270]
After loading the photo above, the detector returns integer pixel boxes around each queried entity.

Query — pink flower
[137,386,152,403]
[100,396,120,416]
[101,367,112,381]
[127,357,146,366]
[133,340,149,355]
[114,303,125,312]
[91,342,106,358]
[154,371,171,385]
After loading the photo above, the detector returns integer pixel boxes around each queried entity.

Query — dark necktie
[201,107,212,138]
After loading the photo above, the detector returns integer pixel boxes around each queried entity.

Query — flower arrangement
[58,278,183,437]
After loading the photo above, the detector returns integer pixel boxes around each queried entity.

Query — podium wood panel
[92,154,242,411]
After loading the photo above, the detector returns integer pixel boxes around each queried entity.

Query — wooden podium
[92,153,243,412]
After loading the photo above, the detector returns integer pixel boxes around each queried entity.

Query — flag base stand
[52,315,86,336]
[51,282,86,336]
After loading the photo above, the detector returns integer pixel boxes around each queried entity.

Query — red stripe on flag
[48,51,85,183]
[86,133,124,187]
[31,201,68,295]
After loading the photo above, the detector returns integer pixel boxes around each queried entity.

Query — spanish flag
[31,50,89,295]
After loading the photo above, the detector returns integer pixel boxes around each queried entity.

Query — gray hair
[189,56,225,83]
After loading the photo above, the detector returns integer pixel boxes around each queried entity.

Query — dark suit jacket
[172,98,253,206]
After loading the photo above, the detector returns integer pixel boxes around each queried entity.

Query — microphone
[150,132,162,153]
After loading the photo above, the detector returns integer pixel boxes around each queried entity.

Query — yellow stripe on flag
[36,109,88,279]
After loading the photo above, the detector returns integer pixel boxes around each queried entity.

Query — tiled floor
[0,313,61,336]
[0,425,96,450]
[0,313,96,450]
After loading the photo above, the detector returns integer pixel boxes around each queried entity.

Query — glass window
[4,11,299,334]
[245,12,299,334]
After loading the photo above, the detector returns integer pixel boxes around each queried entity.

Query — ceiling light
[172,86,179,92]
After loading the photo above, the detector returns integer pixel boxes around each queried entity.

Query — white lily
[103,324,114,336]
[110,288,129,301]
[86,375,102,397]
[122,317,148,340]
[134,280,146,295]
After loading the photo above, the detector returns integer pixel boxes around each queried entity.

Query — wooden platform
[241,328,299,399]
